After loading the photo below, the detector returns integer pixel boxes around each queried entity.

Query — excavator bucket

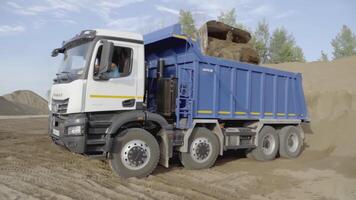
[199,20,260,64]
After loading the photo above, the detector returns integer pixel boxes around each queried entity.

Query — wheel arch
[104,111,173,154]
[179,119,224,155]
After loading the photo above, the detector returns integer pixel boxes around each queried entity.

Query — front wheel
[109,128,160,178]
[180,127,219,170]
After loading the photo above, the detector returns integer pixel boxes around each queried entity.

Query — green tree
[320,50,329,62]
[217,8,245,29]
[179,10,197,38]
[269,27,305,63]
[331,25,356,59]
[292,46,305,62]
[251,19,270,63]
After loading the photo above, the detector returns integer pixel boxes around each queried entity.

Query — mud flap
[158,129,173,168]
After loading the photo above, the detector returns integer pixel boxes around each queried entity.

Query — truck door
[84,40,142,112]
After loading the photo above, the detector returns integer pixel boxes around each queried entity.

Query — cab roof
[95,29,143,41]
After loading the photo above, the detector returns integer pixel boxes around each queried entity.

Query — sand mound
[305,91,356,157]
[266,55,356,93]
[267,55,356,157]
[0,90,48,115]
[0,97,42,115]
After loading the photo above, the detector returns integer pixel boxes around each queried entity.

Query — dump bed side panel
[193,60,307,120]
[145,51,308,128]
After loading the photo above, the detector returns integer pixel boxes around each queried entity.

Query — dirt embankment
[267,55,356,157]
[0,90,48,115]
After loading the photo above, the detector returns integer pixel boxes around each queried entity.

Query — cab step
[86,138,106,145]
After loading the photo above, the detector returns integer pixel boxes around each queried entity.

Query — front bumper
[49,113,87,153]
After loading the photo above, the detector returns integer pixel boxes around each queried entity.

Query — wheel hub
[121,140,150,170]
[262,134,275,155]
[190,137,212,163]
[287,132,299,152]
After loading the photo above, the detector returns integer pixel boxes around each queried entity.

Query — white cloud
[274,10,297,19]
[5,0,93,28]
[90,0,154,33]
[97,0,144,9]
[6,0,81,16]
[250,5,273,15]
[94,0,145,22]
[155,5,179,15]
[33,19,77,29]
[7,0,145,19]
[106,16,151,32]
[106,14,176,34]
[184,0,252,18]
[0,25,25,34]
[6,2,21,9]
[5,0,151,32]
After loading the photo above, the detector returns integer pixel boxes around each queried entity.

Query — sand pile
[0,90,48,115]
[267,55,356,157]
[0,97,41,115]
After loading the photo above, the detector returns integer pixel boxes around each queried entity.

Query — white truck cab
[50,29,145,114]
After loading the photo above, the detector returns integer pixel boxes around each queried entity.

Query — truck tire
[109,128,160,178]
[249,126,279,161]
[180,127,219,170]
[279,126,303,158]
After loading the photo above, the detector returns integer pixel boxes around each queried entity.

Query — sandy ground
[0,117,355,200]
[0,115,48,120]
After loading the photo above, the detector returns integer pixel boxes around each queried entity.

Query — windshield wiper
[56,71,70,76]
[55,71,71,83]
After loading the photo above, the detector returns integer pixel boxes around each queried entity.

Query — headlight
[67,125,82,135]
[52,103,58,113]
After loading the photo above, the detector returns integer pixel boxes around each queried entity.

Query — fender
[104,110,173,154]
[179,119,224,155]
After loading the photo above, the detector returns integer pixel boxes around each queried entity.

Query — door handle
[122,99,135,107]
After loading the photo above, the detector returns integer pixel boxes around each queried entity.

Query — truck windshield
[57,42,91,78]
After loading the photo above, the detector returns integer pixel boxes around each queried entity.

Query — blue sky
[0,0,355,98]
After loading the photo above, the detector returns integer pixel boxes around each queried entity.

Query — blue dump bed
[144,24,308,128]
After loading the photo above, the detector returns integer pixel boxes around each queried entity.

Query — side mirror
[99,40,114,74]
[51,48,64,57]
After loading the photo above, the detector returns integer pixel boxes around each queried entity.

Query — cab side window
[94,45,133,78]
[112,46,133,77]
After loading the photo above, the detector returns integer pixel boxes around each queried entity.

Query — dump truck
[49,21,309,178]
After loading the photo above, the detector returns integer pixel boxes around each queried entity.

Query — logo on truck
[53,92,63,97]
[202,68,213,73]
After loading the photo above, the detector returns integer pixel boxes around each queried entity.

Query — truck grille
[52,98,69,114]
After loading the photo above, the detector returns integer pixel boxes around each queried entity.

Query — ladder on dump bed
[176,65,195,129]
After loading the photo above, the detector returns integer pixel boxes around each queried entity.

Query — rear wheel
[109,128,160,178]
[180,127,219,170]
[279,126,303,158]
[248,126,279,161]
